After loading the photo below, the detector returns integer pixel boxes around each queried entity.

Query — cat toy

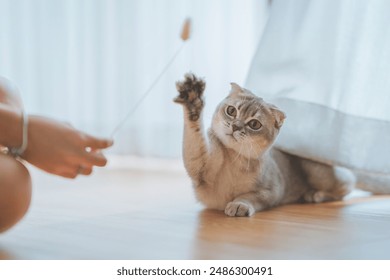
[110,18,192,138]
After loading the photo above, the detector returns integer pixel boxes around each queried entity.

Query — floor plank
[1,160,390,260]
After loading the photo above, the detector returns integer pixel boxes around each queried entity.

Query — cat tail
[355,171,390,194]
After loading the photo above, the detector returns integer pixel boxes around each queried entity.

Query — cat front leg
[225,191,274,217]
[174,73,209,186]
[225,201,256,217]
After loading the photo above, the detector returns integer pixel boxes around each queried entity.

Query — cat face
[211,83,285,159]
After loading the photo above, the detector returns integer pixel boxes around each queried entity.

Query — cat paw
[224,201,255,217]
[303,190,331,203]
[174,73,205,121]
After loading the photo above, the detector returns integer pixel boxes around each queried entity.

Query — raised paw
[224,201,255,217]
[174,73,206,121]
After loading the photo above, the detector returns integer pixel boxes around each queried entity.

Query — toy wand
[110,18,191,138]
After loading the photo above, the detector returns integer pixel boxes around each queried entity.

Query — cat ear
[229,82,244,96]
[268,104,286,129]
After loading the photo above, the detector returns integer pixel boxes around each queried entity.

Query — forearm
[0,104,23,148]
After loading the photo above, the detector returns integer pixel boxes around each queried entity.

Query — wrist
[9,110,28,157]
[0,104,24,148]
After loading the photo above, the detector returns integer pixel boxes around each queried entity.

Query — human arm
[23,115,112,178]
[0,104,24,149]
[0,78,113,178]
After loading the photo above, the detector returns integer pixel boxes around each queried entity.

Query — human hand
[22,115,113,178]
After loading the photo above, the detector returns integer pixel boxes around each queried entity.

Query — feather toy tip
[180,18,191,41]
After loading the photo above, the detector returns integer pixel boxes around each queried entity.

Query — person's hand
[22,115,113,178]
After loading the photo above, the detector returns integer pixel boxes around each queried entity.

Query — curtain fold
[246,0,390,174]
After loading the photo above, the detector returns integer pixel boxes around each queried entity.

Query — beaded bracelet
[9,110,28,158]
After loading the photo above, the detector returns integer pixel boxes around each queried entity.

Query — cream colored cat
[174,73,354,216]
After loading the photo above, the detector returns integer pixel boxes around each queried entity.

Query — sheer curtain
[246,0,390,174]
[0,0,268,158]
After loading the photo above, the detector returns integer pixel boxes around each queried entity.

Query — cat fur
[174,73,363,217]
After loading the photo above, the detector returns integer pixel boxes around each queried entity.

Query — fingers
[77,133,112,168]
[57,133,113,178]
[77,165,93,176]
[59,165,94,179]
[57,169,79,179]
[82,150,108,167]
[83,134,113,150]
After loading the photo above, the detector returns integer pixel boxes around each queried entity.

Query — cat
[174,73,355,217]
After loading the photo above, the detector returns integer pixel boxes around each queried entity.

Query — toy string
[110,42,186,138]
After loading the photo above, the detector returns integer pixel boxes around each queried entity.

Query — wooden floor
[1,157,390,260]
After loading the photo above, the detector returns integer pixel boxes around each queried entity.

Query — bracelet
[9,110,28,158]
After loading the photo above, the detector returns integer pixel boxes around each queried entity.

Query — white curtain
[0,0,268,157]
[246,0,390,174]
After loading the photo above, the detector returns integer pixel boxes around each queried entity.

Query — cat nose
[232,121,244,132]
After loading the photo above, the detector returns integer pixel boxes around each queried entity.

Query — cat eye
[225,106,237,117]
[247,119,262,130]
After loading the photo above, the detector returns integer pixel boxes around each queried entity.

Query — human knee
[0,155,32,233]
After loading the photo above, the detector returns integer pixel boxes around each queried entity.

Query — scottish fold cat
[174,73,354,216]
